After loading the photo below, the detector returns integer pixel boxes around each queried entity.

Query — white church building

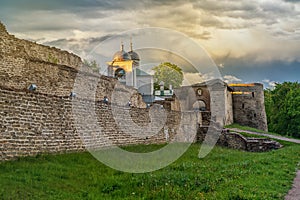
[106,42,154,96]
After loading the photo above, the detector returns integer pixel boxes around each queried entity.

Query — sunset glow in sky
[1,0,299,87]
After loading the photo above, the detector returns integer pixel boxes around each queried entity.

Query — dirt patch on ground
[285,170,300,200]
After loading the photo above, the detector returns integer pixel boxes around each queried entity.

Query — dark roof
[128,51,140,61]
[113,50,131,61]
[142,95,155,103]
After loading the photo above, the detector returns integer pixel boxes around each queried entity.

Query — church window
[115,68,126,80]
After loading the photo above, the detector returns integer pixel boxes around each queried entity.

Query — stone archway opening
[193,100,207,111]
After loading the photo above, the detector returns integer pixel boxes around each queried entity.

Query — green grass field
[0,143,300,200]
[225,123,298,139]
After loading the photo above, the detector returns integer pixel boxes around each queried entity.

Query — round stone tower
[229,83,268,131]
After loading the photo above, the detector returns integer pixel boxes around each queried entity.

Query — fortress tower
[229,83,268,131]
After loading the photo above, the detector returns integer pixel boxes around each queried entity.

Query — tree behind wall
[83,59,99,73]
[265,82,300,138]
[152,62,183,90]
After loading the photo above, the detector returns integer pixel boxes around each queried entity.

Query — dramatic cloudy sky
[1,0,300,87]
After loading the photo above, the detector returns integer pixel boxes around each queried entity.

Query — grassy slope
[225,123,272,134]
[225,123,298,139]
[0,143,300,200]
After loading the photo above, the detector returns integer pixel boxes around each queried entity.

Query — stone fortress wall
[0,21,204,161]
[0,22,81,96]
[218,129,282,152]
[0,21,273,161]
[1,86,193,160]
[0,21,147,105]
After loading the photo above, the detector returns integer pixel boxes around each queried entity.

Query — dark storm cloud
[16,22,77,32]
[88,35,114,43]
[1,0,298,36]
[1,0,300,84]
[0,0,184,13]
[219,57,300,85]
[0,0,123,11]
[43,34,116,56]
[190,0,298,29]
[192,0,258,12]
[284,0,300,2]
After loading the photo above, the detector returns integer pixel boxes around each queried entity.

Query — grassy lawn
[237,132,268,139]
[225,123,298,139]
[0,143,300,200]
[225,123,273,134]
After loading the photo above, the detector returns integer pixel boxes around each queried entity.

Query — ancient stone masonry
[0,86,184,161]
[0,20,202,162]
[0,21,275,161]
[196,128,282,152]
[0,21,166,161]
[230,83,268,131]
[0,22,81,70]
[0,22,8,35]
[0,22,79,97]
[0,21,146,104]
[217,129,282,152]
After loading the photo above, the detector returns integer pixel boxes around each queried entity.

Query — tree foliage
[152,62,183,90]
[265,82,300,138]
[83,59,99,72]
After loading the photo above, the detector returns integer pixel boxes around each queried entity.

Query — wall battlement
[0,21,82,71]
